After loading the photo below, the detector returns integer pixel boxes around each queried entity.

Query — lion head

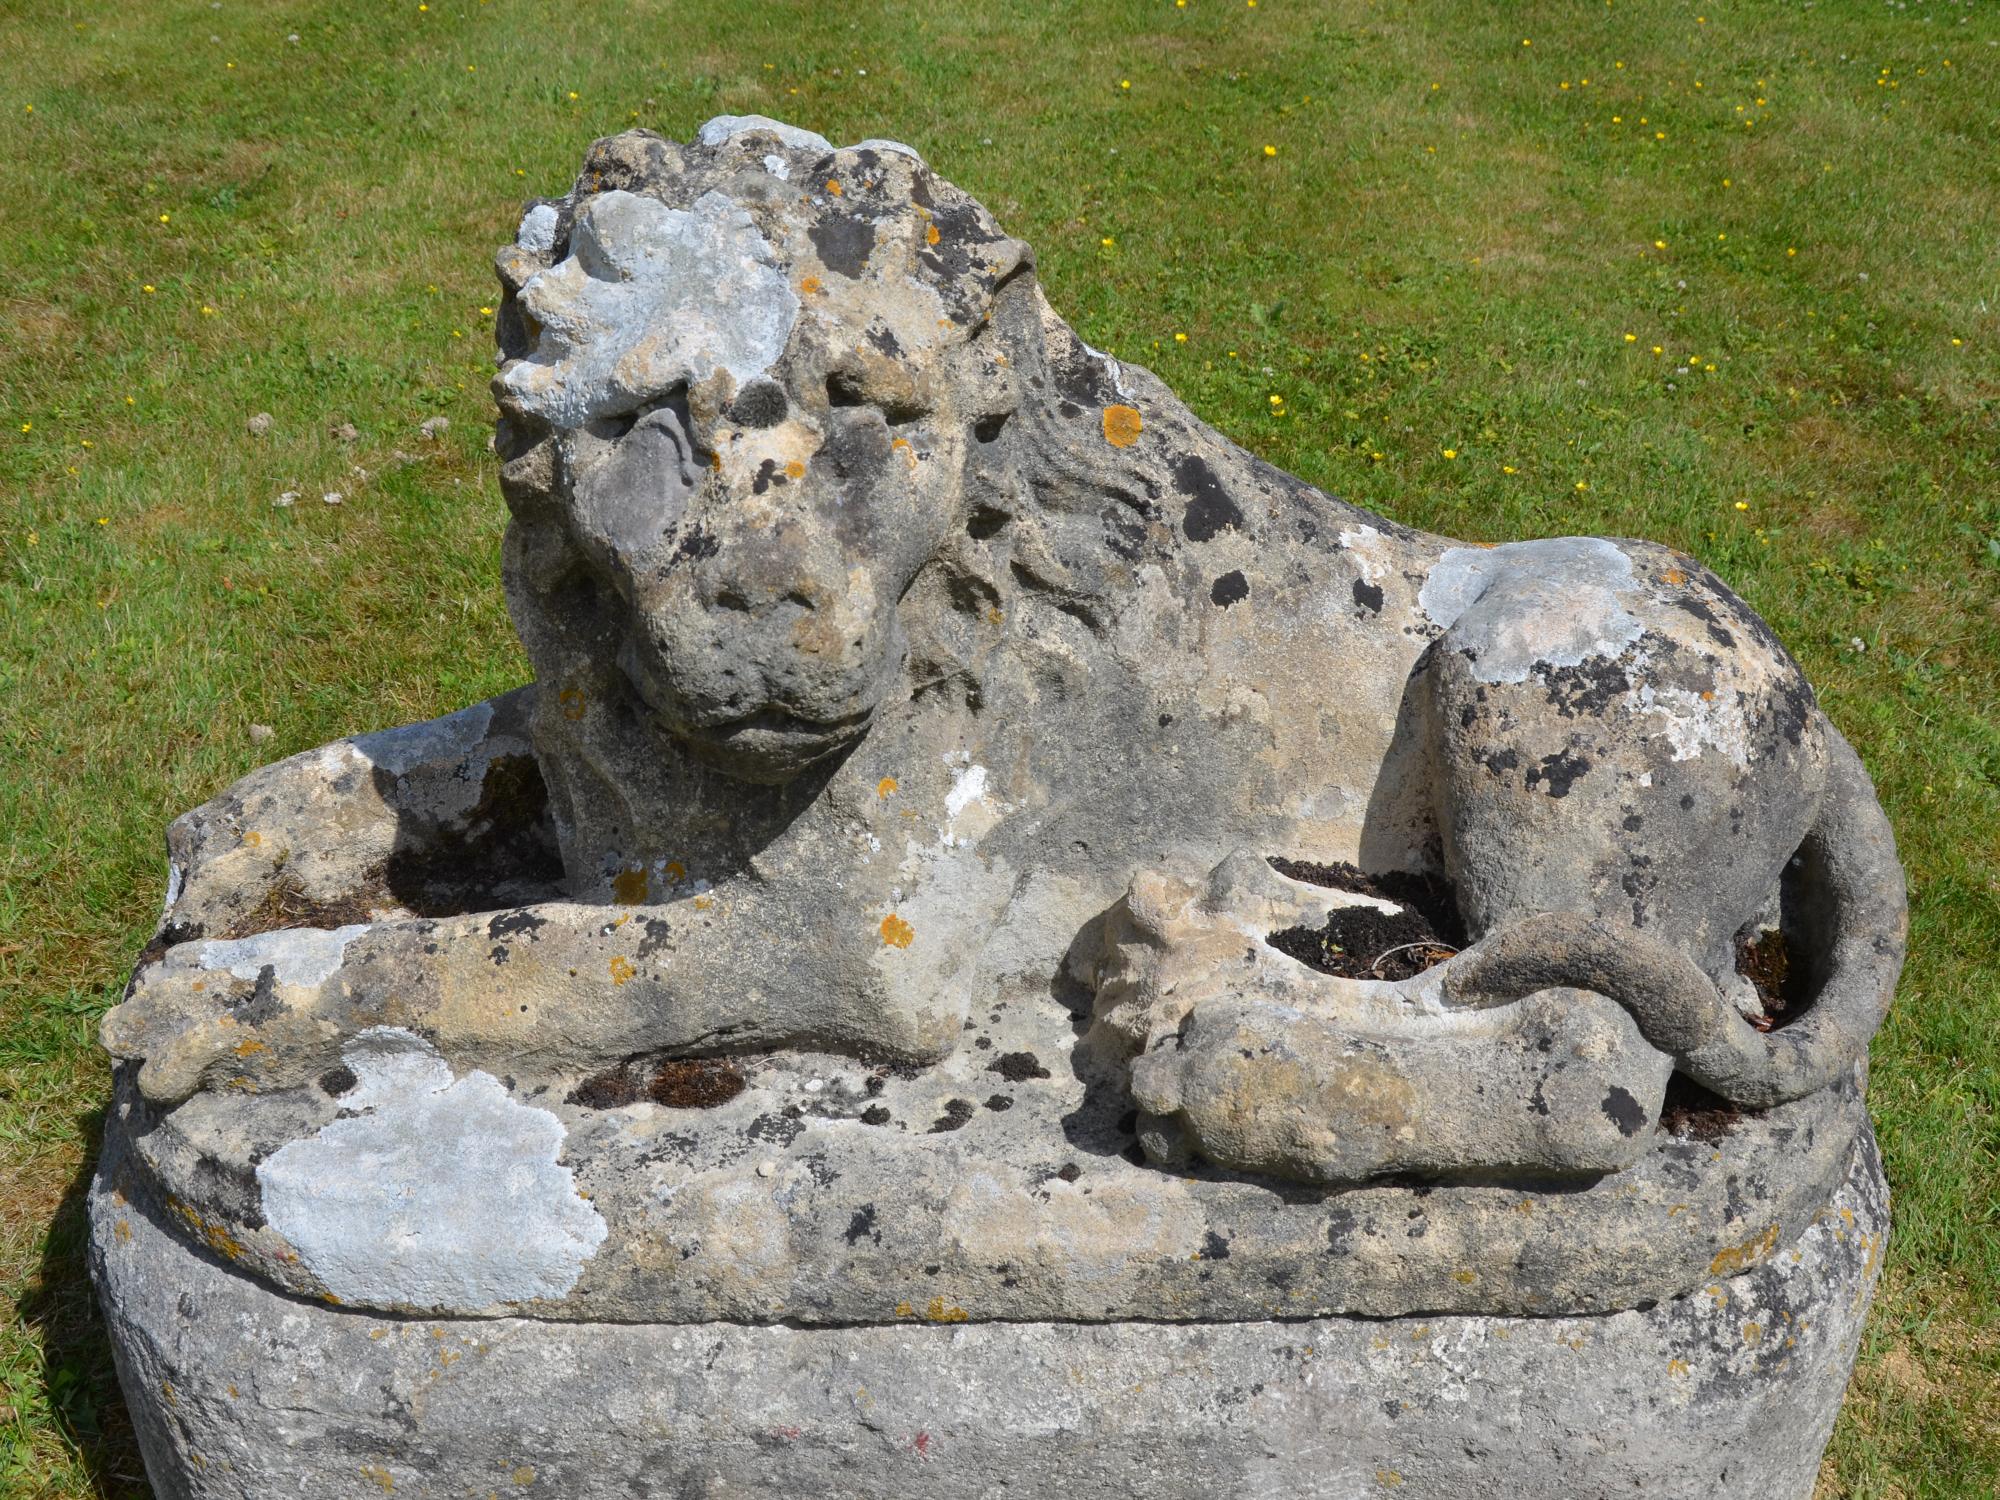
[491,118,1029,784]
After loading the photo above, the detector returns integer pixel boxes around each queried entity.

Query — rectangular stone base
[91,1129,1884,1500]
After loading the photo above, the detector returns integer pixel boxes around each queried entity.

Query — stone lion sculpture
[102,115,1903,1190]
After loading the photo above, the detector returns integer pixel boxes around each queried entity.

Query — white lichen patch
[854,137,924,162]
[195,924,369,987]
[1636,683,1753,768]
[760,152,790,181]
[697,114,833,153]
[348,699,495,775]
[1419,537,1643,685]
[496,190,799,430]
[257,1028,607,1310]
[1336,525,1394,584]
[516,202,559,254]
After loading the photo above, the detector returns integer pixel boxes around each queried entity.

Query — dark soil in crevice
[1265,857,1466,981]
[570,1057,748,1110]
[222,875,384,941]
[1737,925,1812,1030]
[1657,1073,1751,1142]
[1659,927,1805,1138]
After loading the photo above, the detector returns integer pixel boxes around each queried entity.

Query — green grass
[2,0,1995,1493]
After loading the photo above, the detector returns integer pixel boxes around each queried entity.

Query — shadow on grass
[20,1105,149,1500]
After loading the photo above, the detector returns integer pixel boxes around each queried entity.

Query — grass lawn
[2,0,1995,1492]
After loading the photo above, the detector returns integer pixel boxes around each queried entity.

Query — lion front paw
[102,924,374,1105]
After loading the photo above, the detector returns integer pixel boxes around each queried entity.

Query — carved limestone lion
[102,117,1903,1187]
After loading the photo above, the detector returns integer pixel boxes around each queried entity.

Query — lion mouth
[666,704,875,780]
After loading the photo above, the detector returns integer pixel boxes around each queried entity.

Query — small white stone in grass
[321,491,343,506]
[248,724,275,743]
[330,421,359,443]
[274,491,298,507]
[247,411,273,436]
[419,416,450,440]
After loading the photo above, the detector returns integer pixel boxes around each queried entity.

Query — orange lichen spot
[612,868,650,905]
[1451,1269,1476,1285]
[170,1199,245,1260]
[233,1037,267,1058]
[926,223,941,246]
[1709,1222,1780,1276]
[895,1300,915,1317]
[890,436,918,470]
[512,1469,537,1488]
[798,274,822,295]
[227,1384,239,1399]
[1700,689,1716,701]
[1101,404,1143,447]
[114,1218,132,1242]
[825,179,842,196]
[880,913,915,948]
[664,860,687,883]
[1743,1321,1763,1345]
[692,893,713,911]
[877,776,899,798]
[243,830,263,848]
[783,459,806,480]
[608,955,636,985]
[361,1466,396,1493]
[924,1296,969,1323]
[161,1379,177,1407]
[558,686,587,721]
[1662,567,1688,586]
[1667,1357,1690,1377]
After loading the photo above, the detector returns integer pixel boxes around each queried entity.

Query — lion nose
[634,525,890,727]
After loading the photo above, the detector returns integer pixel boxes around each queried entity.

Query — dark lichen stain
[859,1103,892,1126]
[728,380,787,429]
[1055,1162,1083,1183]
[1477,746,1520,779]
[1200,1230,1233,1261]
[653,1059,748,1109]
[747,1109,806,1146]
[808,214,876,278]
[928,1098,976,1133]
[1534,659,1631,720]
[569,1056,747,1110]
[1525,749,1591,798]
[318,1065,358,1097]
[988,1051,1050,1083]
[844,1204,881,1245]
[488,907,547,941]
[1351,578,1384,615]
[1174,454,1245,542]
[984,1094,1015,1112]
[1669,592,1739,651]
[1601,1086,1648,1137]
[1211,570,1250,608]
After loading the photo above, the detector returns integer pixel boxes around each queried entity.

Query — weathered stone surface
[91,1118,1886,1500]
[90,114,1907,1494]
